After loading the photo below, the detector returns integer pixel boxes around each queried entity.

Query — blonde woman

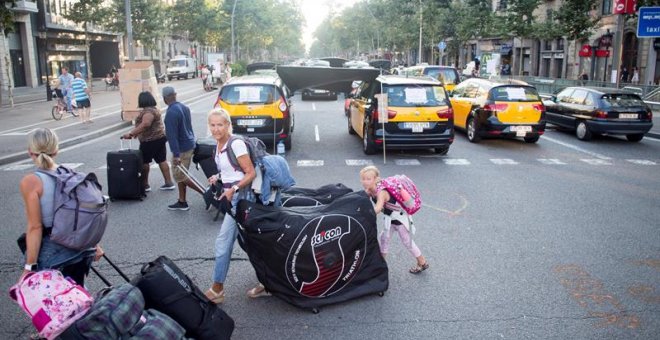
[18,128,102,285]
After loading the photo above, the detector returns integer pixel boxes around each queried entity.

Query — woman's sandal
[409,262,429,274]
[205,288,225,304]
[246,283,271,298]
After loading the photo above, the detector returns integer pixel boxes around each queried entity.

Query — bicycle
[51,90,78,120]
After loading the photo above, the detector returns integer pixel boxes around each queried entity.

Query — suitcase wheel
[378,291,385,297]
[311,308,320,314]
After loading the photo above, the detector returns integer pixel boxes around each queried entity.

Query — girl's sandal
[205,288,225,304]
[409,262,429,274]
[247,283,271,298]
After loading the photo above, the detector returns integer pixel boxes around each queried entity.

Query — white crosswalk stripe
[626,159,657,165]
[346,159,373,166]
[60,163,83,169]
[443,158,471,165]
[538,159,567,165]
[1,164,33,171]
[394,159,421,166]
[580,159,612,165]
[490,158,518,165]
[297,160,324,167]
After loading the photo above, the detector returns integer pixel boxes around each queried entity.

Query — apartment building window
[498,0,507,11]
[544,40,552,50]
[556,38,564,51]
[602,0,612,15]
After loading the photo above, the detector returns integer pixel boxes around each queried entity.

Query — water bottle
[277,140,285,156]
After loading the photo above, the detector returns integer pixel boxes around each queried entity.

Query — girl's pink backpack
[9,270,93,340]
[377,174,422,215]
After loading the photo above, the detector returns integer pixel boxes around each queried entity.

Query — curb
[647,131,660,139]
[0,120,131,166]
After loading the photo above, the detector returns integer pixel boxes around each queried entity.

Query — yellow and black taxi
[213,74,294,149]
[543,87,653,142]
[450,78,545,143]
[347,75,454,155]
[400,64,461,93]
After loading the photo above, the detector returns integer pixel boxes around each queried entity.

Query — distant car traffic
[450,78,545,143]
[301,88,337,101]
[347,75,454,155]
[543,87,653,142]
[213,74,294,150]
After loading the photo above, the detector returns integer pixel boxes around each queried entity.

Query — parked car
[401,64,461,93]
[347,75,454,155]
[450,78,545,143]
[543,87,653,142]
[213,74,294,150]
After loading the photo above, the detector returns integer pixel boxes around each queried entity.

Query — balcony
[9,1,39,14]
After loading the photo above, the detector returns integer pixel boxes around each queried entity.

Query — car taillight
[483,103,508,117]
[436,107,453,120]
[278,97,288,118]
[532,103,544,112]
[595,110,608,119]
[647,109,653,121]
[373,110,396,122]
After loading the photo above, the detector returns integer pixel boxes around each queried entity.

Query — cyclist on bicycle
[58,67,74,113]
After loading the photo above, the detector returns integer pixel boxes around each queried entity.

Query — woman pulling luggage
[204,108,266,304]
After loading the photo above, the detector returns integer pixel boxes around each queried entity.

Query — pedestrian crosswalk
[1,158,656,172]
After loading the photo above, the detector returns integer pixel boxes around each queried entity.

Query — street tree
[493,0,542,75]
[0,0,17,106]
[167,0,220,45]
[104,0,167,56]
[62,0,110,84]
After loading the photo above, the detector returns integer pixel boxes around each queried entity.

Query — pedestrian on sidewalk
[72,72,92,123]
[162,86,203,211]
[631,67,639,84]
[360,166,429,274]
[18,128,104,286]
[58,67,74,113]
[203,108,260,304]
[121,91,175,193]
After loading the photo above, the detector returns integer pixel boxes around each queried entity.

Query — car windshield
[489,86,541,102]
[425,69,458,85]
[600,94,646,108]
[168,60,186,67]
[219,85,278,104]
[384,85,447,107]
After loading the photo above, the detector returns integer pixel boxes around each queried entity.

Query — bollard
[46,83,52,101]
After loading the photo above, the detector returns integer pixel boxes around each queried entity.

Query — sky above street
[301,0,356,51]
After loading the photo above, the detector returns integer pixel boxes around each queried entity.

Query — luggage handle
[176,164,206,193]
[119,136,134,150]
[90,254,131,287]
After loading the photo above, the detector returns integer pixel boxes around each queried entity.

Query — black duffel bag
[193,138,218,179]
[131,256,234,340]
[281,183,354,207]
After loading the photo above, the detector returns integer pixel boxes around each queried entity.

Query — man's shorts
[139,137,167,164]
[172,149,194,183]
[76,99,91,108]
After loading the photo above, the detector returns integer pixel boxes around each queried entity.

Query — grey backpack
[38,166,108,250]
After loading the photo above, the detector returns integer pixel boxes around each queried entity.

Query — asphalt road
[1,82,659,339]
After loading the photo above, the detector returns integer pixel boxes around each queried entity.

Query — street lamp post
[231,0,238,63]
[125,0,134,61]
[418,0,422,64]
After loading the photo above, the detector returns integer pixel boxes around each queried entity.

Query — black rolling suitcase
[107,138,145,200]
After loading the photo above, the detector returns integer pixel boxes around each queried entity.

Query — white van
[166,55,197,80]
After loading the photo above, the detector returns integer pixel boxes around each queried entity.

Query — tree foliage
[104,0,166,51]
[552,0,600,41]
[1,0,17,36]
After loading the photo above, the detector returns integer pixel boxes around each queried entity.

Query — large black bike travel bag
[107,138,144,200]
[281,183,354,207]
[131,256,234,340]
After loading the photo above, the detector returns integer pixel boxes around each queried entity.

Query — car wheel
[348,116,356,135]
[362,122,376,155]
[524,135,540,143]
[434,146,449,155]
[467,117,481,143]
[284,135,292,150]
[575,121,592,141]
[626,133,644,142]
[167,76,172,81]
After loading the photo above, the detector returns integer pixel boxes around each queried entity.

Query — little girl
[360,166,429,274]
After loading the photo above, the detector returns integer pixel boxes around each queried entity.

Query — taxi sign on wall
[637,7,660,38]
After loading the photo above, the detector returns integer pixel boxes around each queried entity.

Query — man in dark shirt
[163,86,202,210]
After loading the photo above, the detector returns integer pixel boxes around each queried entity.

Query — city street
[1,78,659,339]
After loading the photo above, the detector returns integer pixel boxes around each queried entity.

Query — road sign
[437,41,446,50]
[637,7,660,38]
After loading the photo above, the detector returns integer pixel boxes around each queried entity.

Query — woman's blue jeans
[213,190,255,284]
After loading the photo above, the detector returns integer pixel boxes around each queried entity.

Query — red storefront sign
[613,0,636,15]
[578,45,593,57]
[595,49,610,58]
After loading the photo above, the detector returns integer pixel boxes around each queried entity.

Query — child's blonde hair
[360,165,380,177]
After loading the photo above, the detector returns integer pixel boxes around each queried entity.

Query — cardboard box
[118,61,162,121]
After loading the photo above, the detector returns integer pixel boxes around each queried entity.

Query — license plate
[510,125,532,132]
[619,113,638,119]
[403,122,430,133]
[237,119,265,127]
[313,90,326,94]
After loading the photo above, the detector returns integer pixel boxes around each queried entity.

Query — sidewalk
[0,79,131,166]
